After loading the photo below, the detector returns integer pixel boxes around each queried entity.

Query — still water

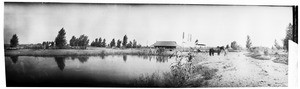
[5,55,176,87]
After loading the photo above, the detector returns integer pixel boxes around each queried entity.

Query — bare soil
[194,51,288,87]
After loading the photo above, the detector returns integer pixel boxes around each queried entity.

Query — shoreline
[4,48,181,57]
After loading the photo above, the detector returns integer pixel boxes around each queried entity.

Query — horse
[209,46,226,56]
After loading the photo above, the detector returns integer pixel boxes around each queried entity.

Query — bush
[264,50,269,56]
[272,54,288,65]
[132,55,215,87]
[231,41,239,50]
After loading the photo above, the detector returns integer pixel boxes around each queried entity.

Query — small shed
[152,41,178,49]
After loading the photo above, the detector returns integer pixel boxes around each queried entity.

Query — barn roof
[152,41,178,47]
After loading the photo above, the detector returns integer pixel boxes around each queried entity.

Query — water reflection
[100,54,105,59]
[156,56,169,63]
[54,57,66,71]
[10,56,19,64]
[136,55,169,63]
[5,55,175,87]
[77,56,89,63]
[123,55,127,62]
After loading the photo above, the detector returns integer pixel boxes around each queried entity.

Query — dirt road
[194,51,288,87]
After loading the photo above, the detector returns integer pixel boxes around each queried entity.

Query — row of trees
[90,38,106,47]
[55,28,90,49]
[9,23,294,50]
[69,35,89,47]
[54,28,141,49]
[90,35,141,48]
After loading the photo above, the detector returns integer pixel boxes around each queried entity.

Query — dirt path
[194,51,288,87]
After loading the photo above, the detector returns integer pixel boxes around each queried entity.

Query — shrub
[132,55,215,87]
[133,72,162,87]
[264,50,269,56]
[246,35,252,49]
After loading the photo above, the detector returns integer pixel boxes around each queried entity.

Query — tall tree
[93,38,98,46]
[70,36,76,46]
[77,35,89,47]
[91,41,95,46]
[246,35,252,49]
[91,38,98,46]
[127,41,132,48]
[10,34,19,47]
[132,39,137,48]
[98,38,102,47]
[274,39,282,50]
[282,23,293,51]
[110,39,116,47]
[102,39,106,47]
[122,35,128,48]
[117,39,122,48]
[55,28,67,49]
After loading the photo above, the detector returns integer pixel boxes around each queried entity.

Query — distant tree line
[17,24,297,51]
[69,35,89,48]
[90,35,141,48]
[55,28,89,49]
[42,41,55,49]
[90,37,106,47]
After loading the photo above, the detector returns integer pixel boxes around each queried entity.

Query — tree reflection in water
[10,56,19,64]
[142,55,149,60]
[123,55,127,62]
[71,57,76,60]
[54,57,66,71]
[77,56,89,63]
[70,56,90,63]
[136,55,169,63]
[149,56,152,61]
[100,54,105,59]
[156,56,168,63]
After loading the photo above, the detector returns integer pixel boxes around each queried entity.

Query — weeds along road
[194,51,288,87]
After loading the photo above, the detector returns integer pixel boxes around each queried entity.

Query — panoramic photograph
[4,2,298,87]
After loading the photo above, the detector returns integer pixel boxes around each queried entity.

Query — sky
[4,3,293,48]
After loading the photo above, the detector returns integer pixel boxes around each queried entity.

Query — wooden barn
[152,41,178,49]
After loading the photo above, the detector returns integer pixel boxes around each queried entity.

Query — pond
[5,55,176,87]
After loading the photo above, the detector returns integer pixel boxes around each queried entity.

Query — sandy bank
[193,51,288,87]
